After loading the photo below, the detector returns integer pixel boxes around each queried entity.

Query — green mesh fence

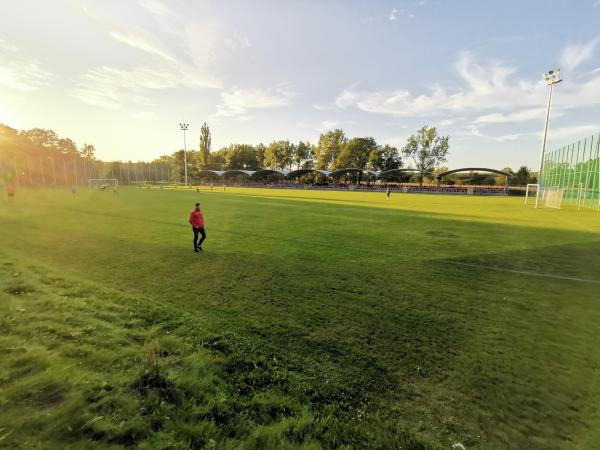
[0,156,176,187]
[541,132,600,210]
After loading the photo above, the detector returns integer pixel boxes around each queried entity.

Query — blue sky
[1,0,599,169]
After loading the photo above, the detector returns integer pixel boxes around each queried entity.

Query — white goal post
[88,179,119,189]
[525,183,539,205]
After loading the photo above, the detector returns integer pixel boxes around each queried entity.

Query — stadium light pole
[179,122,189,186]
[535,68,562,208]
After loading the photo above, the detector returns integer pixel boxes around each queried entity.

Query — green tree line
[0,123,173,186]
[1,120,537,186]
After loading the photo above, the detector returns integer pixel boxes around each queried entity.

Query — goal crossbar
[88,179,119,188]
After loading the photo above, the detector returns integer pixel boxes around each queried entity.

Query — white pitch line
[440,260,600,285]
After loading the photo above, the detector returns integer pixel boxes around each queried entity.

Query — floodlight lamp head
[543,68,562,85]
[179,123,189,130]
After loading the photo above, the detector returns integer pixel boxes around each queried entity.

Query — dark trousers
[193,227,206,248]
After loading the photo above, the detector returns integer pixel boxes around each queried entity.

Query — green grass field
[1,187,600,450]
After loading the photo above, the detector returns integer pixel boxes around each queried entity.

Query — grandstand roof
[436,168,512,179]
[377,168,425,178]
[251,169,290,177]
[287,168,332,177]
[193,167,512,180]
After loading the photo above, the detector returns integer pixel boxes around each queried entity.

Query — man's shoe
[198,247,203,252]
[194,248,199,252]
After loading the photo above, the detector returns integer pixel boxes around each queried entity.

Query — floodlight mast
[535,68,562,208]
[179,122,189,186]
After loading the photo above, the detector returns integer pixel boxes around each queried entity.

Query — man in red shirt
[189,202,206,252]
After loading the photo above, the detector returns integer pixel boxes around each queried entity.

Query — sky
[0,0,599,169]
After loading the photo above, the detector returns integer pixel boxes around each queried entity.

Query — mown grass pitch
[1,187,599,449]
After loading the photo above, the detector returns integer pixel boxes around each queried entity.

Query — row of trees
[438,166,537,186]
[0,124,178,186]
[0,124,99,186]
[0,121,537,187]
[0,124,96,161]
[175,122,536,185]
[160,124,450,185]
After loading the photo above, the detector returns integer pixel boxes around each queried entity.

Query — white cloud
[0,106,14,125]
[335,52,529,116]
[109,30,176,62]
[389,8,415,21]
[334,51,600,120]
[475,107,549,124]
[71,67,170,109]
[68,1,224,109]
[138,0,171,17]
[381,135,407,147]
[135,0,190,38]
[547,124,599,141]
[560,38,599,72]
[225,34,251,51]
[454,124,527,142]
[313,103,337,111]
[214,83,296,118]
[456,123,599,144]
[71,0,222,86]
[317,120,341,132]
[439,118,457,126]
[133,111,155,119]
[71,65,221,109]
[0,39,52,91]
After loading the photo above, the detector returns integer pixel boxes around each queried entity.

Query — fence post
[27,156,33,186]
[596,133,600,211]
[583,136,593,209]
[13,157,19,187]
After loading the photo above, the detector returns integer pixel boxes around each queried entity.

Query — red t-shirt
[189,209,204,228]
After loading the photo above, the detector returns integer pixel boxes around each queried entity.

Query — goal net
[89,179,119,190]
[539,132,600,211]
[543,187,564,209]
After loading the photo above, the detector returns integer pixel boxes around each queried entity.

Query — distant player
[71,184,77,194]
[189,202,206,252]
[113,184,118,195]
[386,186,391,200]
[5,184,15,201]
